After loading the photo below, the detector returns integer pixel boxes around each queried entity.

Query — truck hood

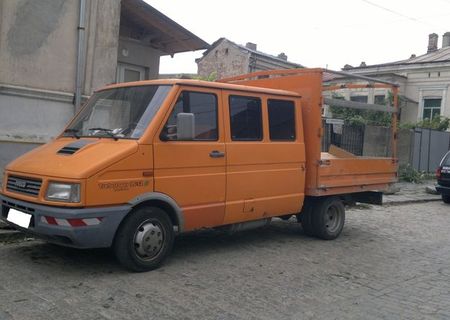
[6,138,139,179]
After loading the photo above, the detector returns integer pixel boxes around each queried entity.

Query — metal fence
[410,128,450,172]
[322,122,366,156]
[323,123,450,173]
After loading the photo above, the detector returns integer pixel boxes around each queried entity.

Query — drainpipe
[74,0,86,112]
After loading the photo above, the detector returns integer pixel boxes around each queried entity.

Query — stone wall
[362,125,392,157]
[197,39,250,79]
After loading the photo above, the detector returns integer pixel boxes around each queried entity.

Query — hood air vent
[57,140,95,155]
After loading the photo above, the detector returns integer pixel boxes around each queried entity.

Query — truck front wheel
[113,206,174,272]
[312,197,345,240]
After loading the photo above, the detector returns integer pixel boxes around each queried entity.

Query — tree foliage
[329,93,392,126]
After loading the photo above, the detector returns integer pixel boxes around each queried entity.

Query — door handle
[209,150,225,158]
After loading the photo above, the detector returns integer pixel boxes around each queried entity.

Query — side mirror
[176,113,195,140]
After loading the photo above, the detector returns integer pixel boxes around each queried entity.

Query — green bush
[399,116,450,131]
[398,164,428,183]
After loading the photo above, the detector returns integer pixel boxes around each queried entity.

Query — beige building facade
[333,33,450,124]
[0,0,208,172]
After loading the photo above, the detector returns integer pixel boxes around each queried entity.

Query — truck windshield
[64,85,172,139]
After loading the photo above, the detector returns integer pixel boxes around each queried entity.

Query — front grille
[6,176,42,196]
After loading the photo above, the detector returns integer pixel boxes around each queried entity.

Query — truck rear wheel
[311,197,345,240]
[297,199,316,236]
[113,206,174,272]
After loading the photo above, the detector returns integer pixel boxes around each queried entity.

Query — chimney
[277,52,288,61]
[360,61,367,67]
[245,42,257,51]
[443,32,450,48]
[427,33,438,53]
[409,54,416,59]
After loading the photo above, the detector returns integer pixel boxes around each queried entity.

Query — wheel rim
[324,205,343,233]
[133,220,165,260]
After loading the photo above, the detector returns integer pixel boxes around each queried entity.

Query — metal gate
[411,128,450,172]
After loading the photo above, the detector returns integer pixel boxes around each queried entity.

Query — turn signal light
[436,167,442,179]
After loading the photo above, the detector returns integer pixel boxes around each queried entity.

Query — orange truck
[0,68,398,271]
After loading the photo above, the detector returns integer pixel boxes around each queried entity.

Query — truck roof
[100,79,301,98]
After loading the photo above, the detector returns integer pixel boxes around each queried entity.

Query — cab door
[222,92,305,225]
[153,87,226,231]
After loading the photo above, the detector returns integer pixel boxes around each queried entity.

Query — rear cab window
[229,95,263,141]
[267,99,296,141]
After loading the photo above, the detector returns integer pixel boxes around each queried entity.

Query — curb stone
[383,197,442,206]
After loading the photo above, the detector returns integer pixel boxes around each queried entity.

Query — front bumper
[436,183,450,196]
[0,194,131,248]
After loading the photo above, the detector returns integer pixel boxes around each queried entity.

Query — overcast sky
[147,0,450,74]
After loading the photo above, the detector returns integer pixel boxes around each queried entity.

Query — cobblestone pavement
[0,201,450,320]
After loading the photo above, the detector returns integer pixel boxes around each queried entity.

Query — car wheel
[443,194,450,204]
[311,197,345,240]
[113,206,174,272]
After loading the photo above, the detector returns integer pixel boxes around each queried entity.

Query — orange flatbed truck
[0,68,398,271]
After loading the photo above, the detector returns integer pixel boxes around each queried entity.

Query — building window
[374,95,386,105]
[161,91,218,141]
[229,95,262,141]
[116,63,146,83]
[350,95,368,103]
[423,98,441,120]
[268,99,296,141]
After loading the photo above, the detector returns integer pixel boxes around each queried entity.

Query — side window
[229,95,262,141]
[268,99,296,141]
[161,91,218,141]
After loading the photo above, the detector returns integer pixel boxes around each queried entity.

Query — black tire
[297,198,316,237]
[113,206,174,272]
[443,194,450,204]
[311,197,345,240]
[280,214,293,221]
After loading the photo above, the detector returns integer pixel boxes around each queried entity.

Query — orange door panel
[222,92,305,225]
[153,88,226,231]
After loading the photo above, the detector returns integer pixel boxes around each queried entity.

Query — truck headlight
[46,182,80,202]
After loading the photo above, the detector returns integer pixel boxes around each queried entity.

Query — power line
[360,0,437,28]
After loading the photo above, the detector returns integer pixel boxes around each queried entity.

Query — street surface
[0,201,449,320]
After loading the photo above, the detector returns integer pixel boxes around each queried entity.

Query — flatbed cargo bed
[219,68,399,197]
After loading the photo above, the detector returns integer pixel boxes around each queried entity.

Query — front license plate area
[7,208,32,229]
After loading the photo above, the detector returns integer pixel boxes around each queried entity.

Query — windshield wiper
[64,128,80,139]
[88,127,118,141]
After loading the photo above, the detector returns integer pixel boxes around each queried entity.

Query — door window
[229,95,262,141]
[161,91,218,141]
